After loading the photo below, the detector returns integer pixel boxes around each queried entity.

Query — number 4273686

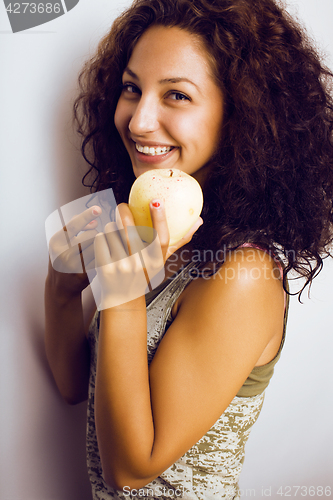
[6,3,61,14]
[277,486,331,497]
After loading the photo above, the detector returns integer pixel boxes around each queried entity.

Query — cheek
[167,112,200,145]
[202,108,223,149]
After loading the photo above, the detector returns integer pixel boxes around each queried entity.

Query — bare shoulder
[174,247,285,347]
[213,247,284,301]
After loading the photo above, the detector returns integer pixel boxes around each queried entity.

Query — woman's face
[114,25,224,184]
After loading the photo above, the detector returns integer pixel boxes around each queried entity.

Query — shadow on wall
[21,266,92,500]
[12,71,94,498]
[36,63,92,498]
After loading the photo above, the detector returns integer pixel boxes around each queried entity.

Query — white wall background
[0,1,332,499]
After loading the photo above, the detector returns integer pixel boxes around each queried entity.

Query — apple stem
[169,170,173,177]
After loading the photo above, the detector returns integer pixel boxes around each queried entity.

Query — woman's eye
[121,83,140,94]
[169,92,190,101]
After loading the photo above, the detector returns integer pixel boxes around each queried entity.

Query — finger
[94,232,112,268]
[115,204,125,230]
[80,244,95,271]
[65,206,102,239]
[82,219,99,231]
[183,217,204,240]
[149,199,170,250]
[117,203,145,255]
[74,229,99,250]
[170,217,203,254]
[115,204,129,250]
[104,222,128,261]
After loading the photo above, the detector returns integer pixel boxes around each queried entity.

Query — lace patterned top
[86,260,287,500]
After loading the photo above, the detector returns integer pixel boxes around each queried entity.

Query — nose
[128,95,159,136]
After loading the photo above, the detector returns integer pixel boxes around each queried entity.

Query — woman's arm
[44,264,91,405]
[94,220,285,490]
[44,206,101,405]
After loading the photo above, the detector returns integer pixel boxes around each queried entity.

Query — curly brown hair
[73,0,333,298]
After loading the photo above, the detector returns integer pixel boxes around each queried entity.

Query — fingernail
[151,199,162,208]
[92,207,101,216]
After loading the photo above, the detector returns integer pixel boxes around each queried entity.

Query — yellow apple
[128,168,203,245]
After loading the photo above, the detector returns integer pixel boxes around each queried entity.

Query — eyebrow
[123,67,200,92]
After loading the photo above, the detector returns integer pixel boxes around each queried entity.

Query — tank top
[86,258,288,500]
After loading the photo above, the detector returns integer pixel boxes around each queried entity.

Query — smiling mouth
[135,143,174,156]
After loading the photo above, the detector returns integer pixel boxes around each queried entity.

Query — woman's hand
[93,200,203,309]
[147,199,203,262]
[47,206,101,298]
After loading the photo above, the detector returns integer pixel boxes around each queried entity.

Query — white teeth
[135,143,172,156]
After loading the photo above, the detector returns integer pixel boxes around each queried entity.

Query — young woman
[45,0,333,498]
